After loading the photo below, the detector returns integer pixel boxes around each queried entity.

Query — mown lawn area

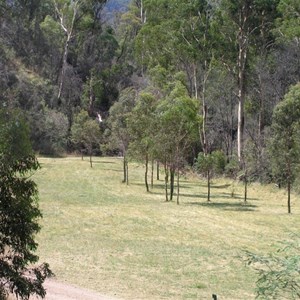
[34,156,300,299]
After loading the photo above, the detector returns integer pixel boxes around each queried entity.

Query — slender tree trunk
[230,91,234,157]
[156,161,160,180]
[193,63,198,99]
[58,35,70,100]
[201,60,209,155]
[237,5,249,162]
[123,154,127,183]
[88,75,95,116]
[126,161,129,185]
[145,153,149,192]
[139,0,146,77]
[176,167,180,205]
[54,1,78,101]
[141,0,147,24]
[151,159,154,189]
[258,74,264,137]
[207,170,211,202]
[89,151,93,168]
[170,166,175,201]
[244,172,248,203]
[237,52,246,162]
[288,180,291,214]
[164,160,169,202]
[287,161,291,214]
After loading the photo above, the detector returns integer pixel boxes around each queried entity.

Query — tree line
[1,0,300,211]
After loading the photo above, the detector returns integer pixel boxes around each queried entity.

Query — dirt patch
[7,279,120,300]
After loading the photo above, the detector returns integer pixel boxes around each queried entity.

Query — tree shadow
[219,192,259,201]
[186,201,257,212]
[89,160,117,164]
[211,184,232,189]
[180,179,203,185]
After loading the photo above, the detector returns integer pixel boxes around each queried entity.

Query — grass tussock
[34,156,300,300]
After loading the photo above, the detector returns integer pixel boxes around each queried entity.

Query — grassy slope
[34,157,300,300]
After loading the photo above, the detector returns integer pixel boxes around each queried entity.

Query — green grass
[34,156,300,299]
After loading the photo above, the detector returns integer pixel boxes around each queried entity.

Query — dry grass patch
[34,156,300,299]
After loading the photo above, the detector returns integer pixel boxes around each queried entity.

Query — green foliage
[196,150,226,176]
[40,15,64,49]
[243,137,271,183]
[225,156,240,178]
[154,80,200,163]
[71,110,102,156]
[276,0,300,42]
[0,109,52,299]
[269,83,300,187]
[245,236,300,299]
[268,82,300,212]
[43,109,69,155]
[106,87,136,153]
[195,150,226,201]
[127,92,157,160]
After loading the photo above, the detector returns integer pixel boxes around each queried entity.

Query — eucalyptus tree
[71,110,102,167]
[107,87,136,184]
[49,0,107,100]
[171,0,221,155]
[220,0,279,162]
[268,83,300,213]
[155,80,200,203]
[195,150,226,202]
[134,0,219,154]
[127,92,158,192]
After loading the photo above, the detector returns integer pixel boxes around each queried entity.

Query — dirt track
[40,280,119,300]
[8,279,120,300]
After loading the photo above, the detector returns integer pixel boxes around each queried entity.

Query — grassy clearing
[34,156,300,300]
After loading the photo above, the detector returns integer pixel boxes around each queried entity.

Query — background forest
[1,0,300,192]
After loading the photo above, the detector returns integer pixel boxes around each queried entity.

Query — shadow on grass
[211,183,232,189]
[186,201,257,212]
[104,169,123,172]
[219,192,259,201]
[89,160,117,164]
[179,179,204,185]
[134,182,196,190]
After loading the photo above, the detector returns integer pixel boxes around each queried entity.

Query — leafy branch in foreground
[244,236,300,299]
[0,109,53,299]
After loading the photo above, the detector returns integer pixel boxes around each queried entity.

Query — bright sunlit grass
[34,156,300,300]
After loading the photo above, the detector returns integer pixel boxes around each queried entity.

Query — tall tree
[51,0,107,100]
[268,82,300,213]
[221,0,279,162]
[154,80,200,203]
[107,87,136,184]
[135,0,219,155]
[127,92,157,192]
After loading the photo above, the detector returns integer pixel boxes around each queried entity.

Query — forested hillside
[1,0,300,194]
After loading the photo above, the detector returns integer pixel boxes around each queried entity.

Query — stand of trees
[1,0,300,211]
